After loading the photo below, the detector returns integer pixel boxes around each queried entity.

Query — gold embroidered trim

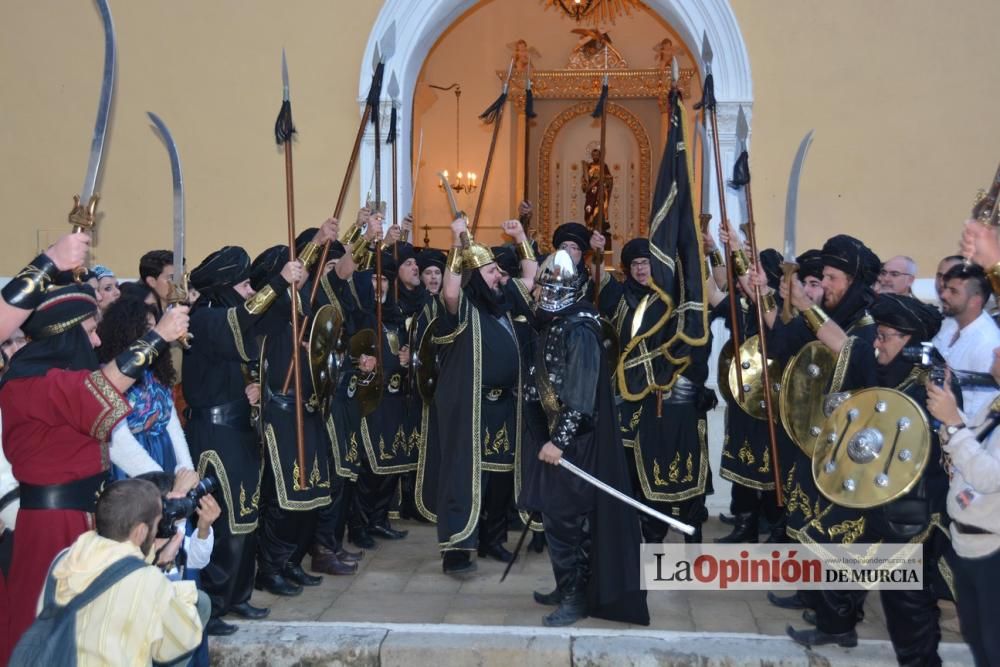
[359,416,418,474]
[84,370,130,442]
[197,450,261,534]
[631,416,710,502]
[226,308,251,363]
[263,423,332,511]
[325,414,358,481]
[414,403,438,522]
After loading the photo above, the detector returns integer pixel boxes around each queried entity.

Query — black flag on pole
[616,87,708,400]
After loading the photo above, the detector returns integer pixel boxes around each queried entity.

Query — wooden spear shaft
[593,91,608,311]
[743,183,784,505]
[284,141,307,489]
[471,107,506,236]
[391,111,399,302]
[707,107,745,402]
[282,101,373,394]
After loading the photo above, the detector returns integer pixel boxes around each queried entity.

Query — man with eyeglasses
[932,263,1000,418]
[877,255,917,296]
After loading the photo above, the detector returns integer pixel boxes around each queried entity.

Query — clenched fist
[281,260,305,286]
[153,306,190,344]
[47,231,92,271]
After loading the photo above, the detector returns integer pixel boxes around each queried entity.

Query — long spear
[373,64,385,382]
[388,73,400,302]
[730,106,783,504]
[276,49,307,488]
[520,61,537,232]
[471,58,515,234]
[695,32,744,403]
[591,46,610,309]
[282,33,392,393]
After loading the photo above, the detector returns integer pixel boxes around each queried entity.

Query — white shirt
[944,400,1000,558]
[932,311,1000,418]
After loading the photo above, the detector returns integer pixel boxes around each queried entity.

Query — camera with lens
[156,476,218,538]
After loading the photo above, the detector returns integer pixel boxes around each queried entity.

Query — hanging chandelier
[542,0,642,25]
[429,83,477,194]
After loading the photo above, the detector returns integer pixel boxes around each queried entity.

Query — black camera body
[156,476,218,539]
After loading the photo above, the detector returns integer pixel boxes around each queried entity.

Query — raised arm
[442,217,467,316]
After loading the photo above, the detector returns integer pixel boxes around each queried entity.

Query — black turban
[621,238,651,268]
[2,284,100,388]
[796,249,824,281]
[380,252,398,282]
[821,235,880,285]
[295,228,318,255]
[552,222,590,253]
[492,245,520,278]
[393,242,417,269]
[417,249,446,274]
[871,294,943,343]
[327,241,346,260]
[759,248,783,291]
[190,246,251,291]
[249,245,288,292]
[21,284,99,340]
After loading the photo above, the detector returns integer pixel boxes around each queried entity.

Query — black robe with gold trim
[423,279,531,551]
[258,289,333,511]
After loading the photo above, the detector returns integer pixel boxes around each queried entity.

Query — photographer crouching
[10,479,207,666]
[927,346,1000,667]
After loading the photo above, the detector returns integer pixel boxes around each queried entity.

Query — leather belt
[265,391,316,414]
[954,521,992,535]
[662,376,698,405]
[186,399,253,432]
[19,471,107,513]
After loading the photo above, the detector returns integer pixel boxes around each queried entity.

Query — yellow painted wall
[0,0,382,276]
[1,0,998,277]
[729,0,1000,272]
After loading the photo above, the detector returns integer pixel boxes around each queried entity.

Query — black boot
[283,562,323,587]
[254,572,303,597]
[533,588,562,606]
[529,530,546,553]
[765,515,789,543]
[684,525,703,544]
[542,587,588,627]
[716,512,759,543]
[786,625,858,648]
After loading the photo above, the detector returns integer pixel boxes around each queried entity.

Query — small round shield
[726,334,784,421]
[309,304,342,415]
[812,387,930,509]
[717,340,735,405]
[779,340,838,456]
[349,328,383,418]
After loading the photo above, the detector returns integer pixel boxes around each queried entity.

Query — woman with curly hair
[97,296,194,479]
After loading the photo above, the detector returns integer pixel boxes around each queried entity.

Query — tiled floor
[246,518,963,641]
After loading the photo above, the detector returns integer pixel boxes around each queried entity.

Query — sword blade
[147,112,185,276]
[438,171,465,220]
[558,458,695,535]
[783,130,814,263]
[80,0,117,203]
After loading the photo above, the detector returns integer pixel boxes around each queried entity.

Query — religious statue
[581,145,613,231]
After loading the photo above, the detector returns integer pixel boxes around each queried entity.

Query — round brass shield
[349,329,383,417]
[309,304,342,411]
[726,335,784,421]
[779,340,837,456]
[717,340,734,405]
[416,317,439,404]
[812,387,930,509]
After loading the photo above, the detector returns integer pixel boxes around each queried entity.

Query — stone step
[209,621,975,666]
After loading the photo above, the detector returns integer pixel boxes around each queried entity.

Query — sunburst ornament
[542,0,643,25]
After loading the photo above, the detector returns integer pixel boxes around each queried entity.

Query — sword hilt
[166,278,194,349]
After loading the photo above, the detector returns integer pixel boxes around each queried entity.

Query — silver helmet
[536,249,586,312]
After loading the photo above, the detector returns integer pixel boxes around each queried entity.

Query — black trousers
[314,475,349,553]
[730,483,783,524]
[256,468,319,575]
[350,462,399,536]
[541,512,589,591]
[953,546,1000,667]
[201,527,257,618]
[479,471,513,549]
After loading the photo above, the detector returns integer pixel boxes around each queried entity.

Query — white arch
[359,0,752,231]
